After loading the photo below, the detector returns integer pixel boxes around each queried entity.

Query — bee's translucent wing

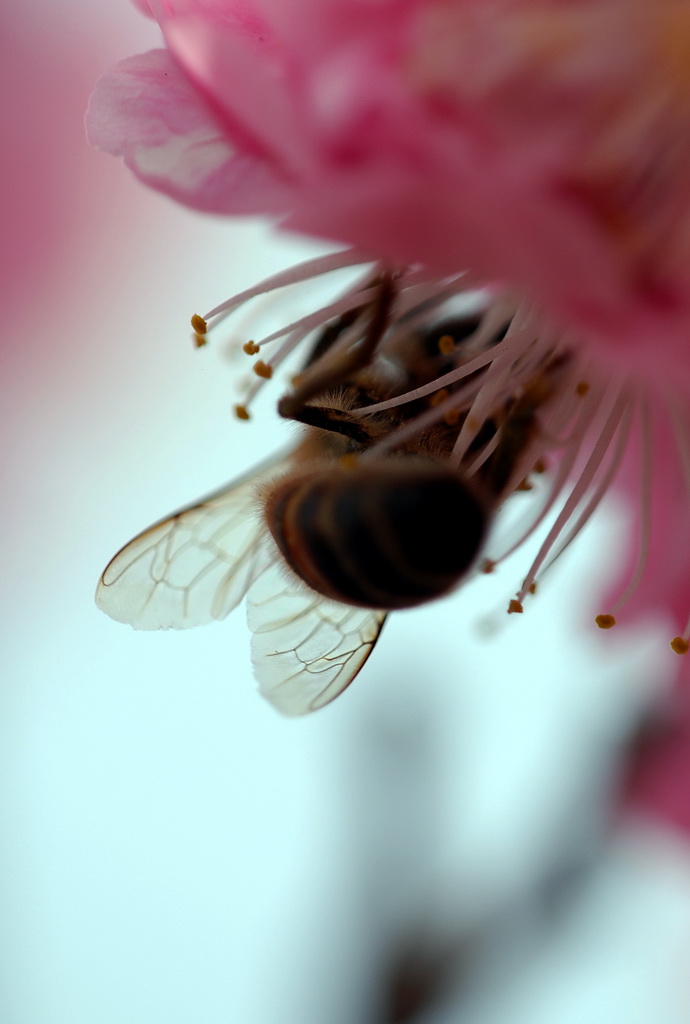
[247,562,387,716]
[96,458,287,630]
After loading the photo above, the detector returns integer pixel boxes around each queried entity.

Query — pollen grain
[234,404,251,421]
[429,388,450,407]
[596,613,617,629]
[253,360,273,379]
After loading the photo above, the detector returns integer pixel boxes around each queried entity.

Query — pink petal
[85,49,290,214]
[91,1,690,381]
[621,691,690,838]
[150,0,313,173]
[130,0,154,17]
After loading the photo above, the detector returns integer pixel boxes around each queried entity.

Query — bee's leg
[278,274,395,419]
[280,403,374,445]
[301,307,362,370]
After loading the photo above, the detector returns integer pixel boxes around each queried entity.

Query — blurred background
[3,3,690,1022]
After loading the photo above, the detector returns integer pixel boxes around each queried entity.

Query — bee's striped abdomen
[265,460,488,610]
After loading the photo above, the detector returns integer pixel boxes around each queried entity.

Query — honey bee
[97,277,551,715]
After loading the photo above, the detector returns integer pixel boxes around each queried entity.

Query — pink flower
[87,0,690,379]
[88,3,690,706]
[621,689,690,838]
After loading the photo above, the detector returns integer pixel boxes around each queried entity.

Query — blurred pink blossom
[129,0,154,16]
[87,0,690,380]
[621,688,690,838]
[2,12,97,323]
[1,6,147,359]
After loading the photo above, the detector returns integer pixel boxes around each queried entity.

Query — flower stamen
[202,249,372,326]
[513,383,631,605]
[253,360,273,379]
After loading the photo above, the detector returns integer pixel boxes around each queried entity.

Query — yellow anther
[191,314,207,335]
[429,388,450,407]
[529,582,537,595]
[438,334,455,355]
[671,637,690,655]
[596,613,617,630]
[481,559,496,574]
[508,599,523,614]
[575,380,590,397]
[192,333,207,349]
[533,458,547,474]
[234,404,250,421]
[243,340,260,355]
[516,479,533,491]
[444,408,461,426]
[339,453,358,469]
[253,360,273,379]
